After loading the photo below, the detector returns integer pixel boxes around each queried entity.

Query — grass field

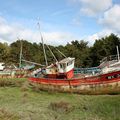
[0,78,120,120]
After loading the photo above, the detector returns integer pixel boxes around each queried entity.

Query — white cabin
[57,57,75,73]
[45,57,75,78]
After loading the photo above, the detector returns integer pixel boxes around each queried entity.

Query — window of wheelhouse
[67,60,73,66]
[63,63,66,68]
[60,63,66,69]
[60,64,63,68]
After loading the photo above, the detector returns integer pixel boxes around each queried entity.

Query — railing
[100,55,119,63]
[100,55,119,68]
[74,67,101,74]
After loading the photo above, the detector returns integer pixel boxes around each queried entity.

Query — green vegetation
[1,33,120,67]
[0,78,120,120]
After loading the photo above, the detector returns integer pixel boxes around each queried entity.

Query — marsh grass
[0,78,26,87]
[49,101,74,113]
[0,78,120,120]
[0,108,19,120]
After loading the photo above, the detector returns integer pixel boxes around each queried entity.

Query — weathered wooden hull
[29,70,120,94]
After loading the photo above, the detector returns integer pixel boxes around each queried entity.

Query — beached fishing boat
[29,48,120,95]
[28,24,120,94]
[29,53,120,94]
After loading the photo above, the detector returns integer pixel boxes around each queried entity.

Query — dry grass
[0,108,19,120]
[0,79,14,87]
[0,78,26,87]
[49,101,73,113]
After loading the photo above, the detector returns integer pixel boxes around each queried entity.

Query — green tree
[0,42,10,63]
[89,33,120,67]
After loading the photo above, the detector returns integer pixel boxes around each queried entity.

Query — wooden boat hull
[29,70,120,94]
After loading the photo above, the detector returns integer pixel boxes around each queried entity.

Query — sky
[0,0,120,46]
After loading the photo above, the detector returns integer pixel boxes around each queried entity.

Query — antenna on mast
[37,22,48,66]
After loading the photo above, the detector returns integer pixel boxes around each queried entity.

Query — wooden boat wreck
[28,25,120,94]
[29,55,120,94]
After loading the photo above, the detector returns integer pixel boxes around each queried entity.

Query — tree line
[0,33,120,68]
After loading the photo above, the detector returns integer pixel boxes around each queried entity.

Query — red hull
[29,70,120,86]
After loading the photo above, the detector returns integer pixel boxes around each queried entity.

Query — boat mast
[116,46,120,61]
[37,22,48,66]
[19,39,23,69]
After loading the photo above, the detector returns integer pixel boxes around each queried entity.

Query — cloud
[99,4,120,33]
[43,32,74,45]
[0,16,75,46]
[80,0,112,16]
[84,29,114,46]
[70,0,112,16]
